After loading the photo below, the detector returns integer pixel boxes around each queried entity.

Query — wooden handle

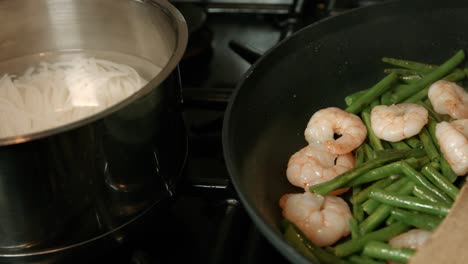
[411,183,468,264]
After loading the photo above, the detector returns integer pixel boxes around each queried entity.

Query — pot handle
[228,40,263,65]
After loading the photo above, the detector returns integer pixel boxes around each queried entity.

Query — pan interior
[223,0,468,263]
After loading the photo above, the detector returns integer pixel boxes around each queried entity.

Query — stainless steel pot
[0,0,188,261]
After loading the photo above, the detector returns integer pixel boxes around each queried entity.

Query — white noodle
[0,56,149,138]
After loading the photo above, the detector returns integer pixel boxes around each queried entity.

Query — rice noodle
[0,56,149,138]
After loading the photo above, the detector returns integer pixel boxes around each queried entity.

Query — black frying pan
[223,0,468,263]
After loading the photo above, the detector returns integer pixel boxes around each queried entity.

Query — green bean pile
[282,49,467,264]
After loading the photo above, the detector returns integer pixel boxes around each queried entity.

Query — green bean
[419,127,439,162]
[421,165,459,200]
[399,161,452,204]
[353,186,365,223]
[381,141,393,150]
[351,176,399,204]
[354,204,365,224]
[345,73,398,114]
[384,68,424,77]
[350,218,360,239]
[369,190,450,217]
[361,108,384,151]
[362,178,410,215]
[346,89,368,106]
[348,157,427,187]
[429,161,441,170]
[348,255,385,264]
[283,226,325,263]
[284,222,347,264]
[364,143,377,160]
[403,88,428,103]
[381,57,436,73]
[428,112,439,128]
[405,137,422,148]
[400,79,421,84]
[362,241,415,263]
[426,119,440,147]
[392,83,410,93]
[389,141,411,150]
[375,148,426,159]
[412,185,443,203]
[391,208,442,230]
[380,90,393,105]
[385,215,397,225]
[355,144,366,167]
[361,201,379,216]
[398,78,424,85]
[444,68,466,82]
[310,149,424,195]
[359,181,414,235]
[334,222,410,257]
[401,78,422,84]
[284,225,320,263]
[353,185,361,198]
[389,50,465,103]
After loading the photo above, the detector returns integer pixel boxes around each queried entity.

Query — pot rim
[0,0,188,147]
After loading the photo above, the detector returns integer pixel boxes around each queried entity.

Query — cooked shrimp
[452,119,468,138]
[428,80,468,119]
[387,229,432,264]
[370,103,428,142]
[286,144,354,195]
[389,229,432,250]
[304,107,367,155]
[279,192,352,247]
[436,120,468,175]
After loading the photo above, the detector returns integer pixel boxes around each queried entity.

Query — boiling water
[0,50,162,139]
